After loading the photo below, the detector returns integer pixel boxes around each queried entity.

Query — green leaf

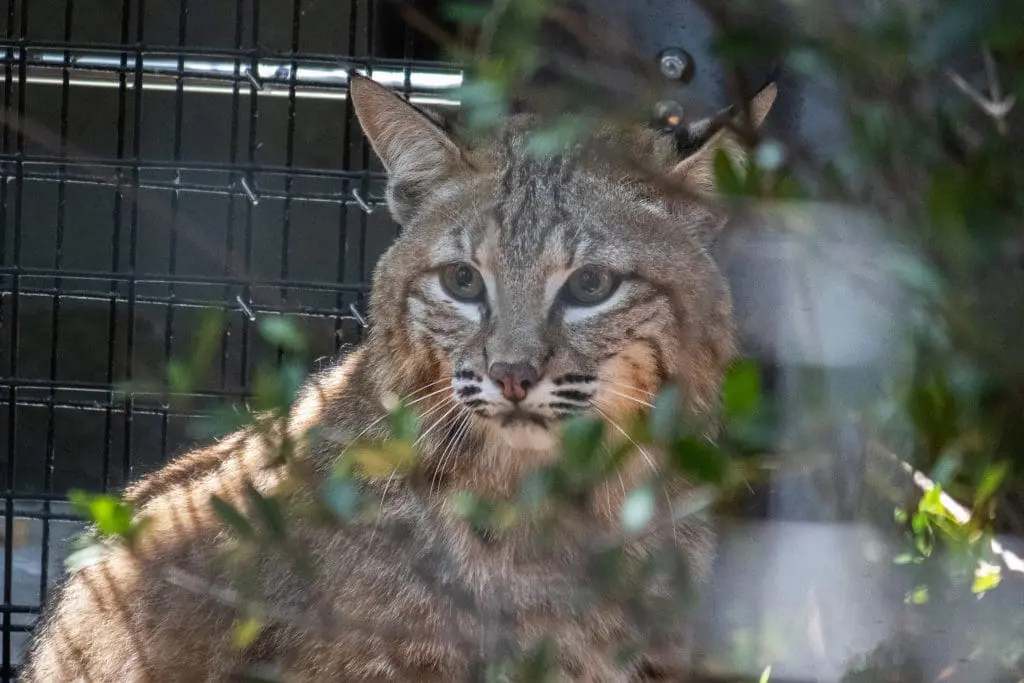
[347,443,416,479]
[232,617,263,649]
[918,486,946,517]
[257,316,306,352]
[449,491,479,519]
[972,560,1002,596]
[723,359,762,420]
[621,486,656,532]
[975,461,1009,506]
[650,385,681,443]
[904,585,929,605]
[442,1,491,23]
[324,476,361,519]
[560,415,604,464]
[210,495,256,542]
[166,360,192,394]
[526,116,591,158]
[69,491,135,539]
[714,148,744,195]
[893,553,915,565]
[759,665,773,683]
[388,403,421,443]
[244,485,287,544]
[671,438,728,484]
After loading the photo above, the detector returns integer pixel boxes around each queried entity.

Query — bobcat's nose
[488,362,539,403]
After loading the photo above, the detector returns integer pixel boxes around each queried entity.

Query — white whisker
[405,385,453,407]
[602,388,655,409]
[600,380,655,397]
[590,400,656,470]
[413,402,463,451]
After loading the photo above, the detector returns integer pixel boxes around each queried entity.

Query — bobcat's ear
[668,82,777,194]
[348,73,466,223]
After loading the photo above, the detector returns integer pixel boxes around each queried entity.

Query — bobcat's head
[350,75,775,465]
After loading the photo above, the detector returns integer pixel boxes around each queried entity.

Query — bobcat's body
[22,76,775,682]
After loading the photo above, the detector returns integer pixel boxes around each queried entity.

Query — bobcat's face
[350,76,775,459]
[402,174,697,452]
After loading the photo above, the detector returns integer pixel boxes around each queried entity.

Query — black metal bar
[334,0,361,351]
[277,0,302,366]
[239,0,261,391]
[0,40,459,72]
[160,0,188,472]
[0,266,370,291]
[2,0,27,670]
[122,0,146,484]
[38,0,76,611]
[102,0,134,495]
[4,287,362,319]
[0,153,392,179]
[221,0,246,390]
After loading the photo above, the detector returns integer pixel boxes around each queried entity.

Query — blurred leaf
[893,552,915,565]
[167,360,192,395]
[388,404,421,443]
[650,385,681,444]
[918,486,947,518]
[671,438,728,484]
[714,148,744,195]
[723,359,762,420]
[560,415,604,464]
[621,486,656,532]
[760,665,773,683]
[348,443,416,479]
[244,484,287,544]
[905,585,930,605]
[69,491,135,539]
[442,1,490,23]
[526,116,592,158]
[972,560,1002,596]
[251,361,307,413]
[232,617,263,649]
[975,461,1009,506]
[894,507,908,525]
[190,404,253,440]
[455,79,509,131]
[324,476,361,519]
[450,491,479,519]
[210,495,256,542]
[257,316,306,352]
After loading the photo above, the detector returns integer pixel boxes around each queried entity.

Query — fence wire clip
[244,68,265,91]
[236,295,257,321]
[239,178,260,206]
[348,302,367,327]
[351,188,374,214]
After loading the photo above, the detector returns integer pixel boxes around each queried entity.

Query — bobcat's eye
[563,266,619,306]
[441,262,485,301]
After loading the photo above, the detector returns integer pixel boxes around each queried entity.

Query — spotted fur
[21,75,775,682]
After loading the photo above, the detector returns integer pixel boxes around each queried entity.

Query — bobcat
[21,74,775,682]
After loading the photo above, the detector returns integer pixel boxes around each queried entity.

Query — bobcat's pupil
[441,262,485,300]
[578,270,600,293]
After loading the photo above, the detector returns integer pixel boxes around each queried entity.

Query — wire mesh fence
[0,0,461,676]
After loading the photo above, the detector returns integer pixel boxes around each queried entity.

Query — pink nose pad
[487,362,539,402]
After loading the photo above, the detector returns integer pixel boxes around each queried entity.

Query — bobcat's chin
[493,418,558,452]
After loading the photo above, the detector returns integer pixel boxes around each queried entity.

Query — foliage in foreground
[69,0,1024,680]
